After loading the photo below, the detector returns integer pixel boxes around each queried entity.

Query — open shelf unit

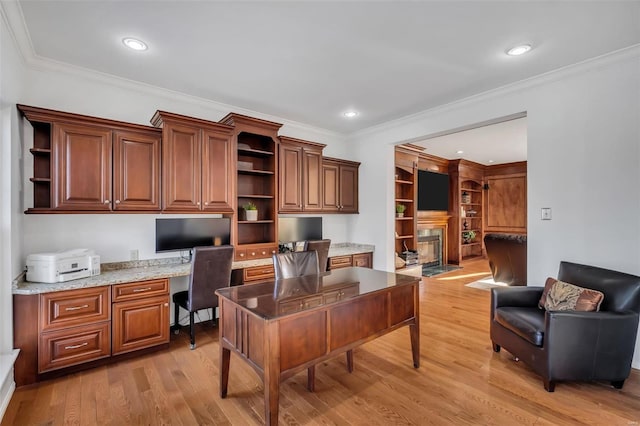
[394,148,418,264]
[459,180,484,261]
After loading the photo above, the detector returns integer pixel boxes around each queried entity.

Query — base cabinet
[13,278,170,386]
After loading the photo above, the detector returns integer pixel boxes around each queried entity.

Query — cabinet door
[303,148,323,211]
[279,144,303,212]
[162,123,201,211]
[353,253,372,268]
[322,162,340,212]
[113,130,161,211]
[113,295,170,355]
[485,174,527,233]
[202,129,234,212]
[339,164,359,213]
[53,123,112,210]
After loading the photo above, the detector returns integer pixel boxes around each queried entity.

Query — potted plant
[396,203,406,218]
[462,230,476,244]
[244,201,258,221]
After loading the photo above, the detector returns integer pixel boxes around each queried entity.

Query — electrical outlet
[541,208,552,220]
[130,249,139,260]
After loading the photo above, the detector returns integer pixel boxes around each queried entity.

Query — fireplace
[417,228,443,267]
[417,214,450,267]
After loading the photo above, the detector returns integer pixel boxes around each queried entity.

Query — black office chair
[173,245,233,349]
[304,239,331,272]
[273,250,320,280]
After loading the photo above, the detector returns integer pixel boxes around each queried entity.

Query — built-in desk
[11,243,374,386]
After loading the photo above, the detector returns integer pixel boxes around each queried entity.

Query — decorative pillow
[542,278,604,312]
[538,277,557,308]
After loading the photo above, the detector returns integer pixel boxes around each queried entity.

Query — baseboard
[0,350,19,422]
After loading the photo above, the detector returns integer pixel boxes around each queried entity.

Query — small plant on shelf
[243,201,258,221]
[462,230,476,244]
[396,203,406,217]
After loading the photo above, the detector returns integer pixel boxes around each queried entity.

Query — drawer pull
[132,287,152,293]
[65,304,89,311]
[64,342,88,350]
[261,269,272,274]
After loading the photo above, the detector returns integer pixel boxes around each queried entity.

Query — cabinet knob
[204,202,209,205]
[239,253,245,257]
[272,250,276,254]
[196,202,201,206]
[251,252,256,256]
[115,200,121,204]
[104,200,110,204]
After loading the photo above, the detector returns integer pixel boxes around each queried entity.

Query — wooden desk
[216,267,420,425]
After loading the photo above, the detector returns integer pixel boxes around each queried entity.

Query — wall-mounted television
[417,170,449,211]
[155,218,231,253]
[278,217,323,243]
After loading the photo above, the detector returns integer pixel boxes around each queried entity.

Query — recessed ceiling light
[488,160,495,163]
[122,37,148,51]
[343,111,359,118]
[456,150,464,154]
[506,44,532,56]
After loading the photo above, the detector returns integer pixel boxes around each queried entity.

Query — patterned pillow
[538,277,557,308]
[541,278,604,312]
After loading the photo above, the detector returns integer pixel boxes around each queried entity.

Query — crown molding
[349,43,640,141]
[0,1,343,141]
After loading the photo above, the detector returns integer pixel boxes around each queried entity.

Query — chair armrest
[491,286,543,310]
[545,310,640,379]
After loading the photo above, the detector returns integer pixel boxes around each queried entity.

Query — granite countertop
[13,243,374,295]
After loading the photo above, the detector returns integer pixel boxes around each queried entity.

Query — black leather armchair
[491,261,640,391]
[484,233,527,286]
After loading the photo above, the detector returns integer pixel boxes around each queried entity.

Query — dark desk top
[216,267,419,320]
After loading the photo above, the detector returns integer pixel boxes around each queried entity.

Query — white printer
[26,249,101,283]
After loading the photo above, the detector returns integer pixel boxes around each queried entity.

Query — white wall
[0,7,26,419]
[349,47,640,368]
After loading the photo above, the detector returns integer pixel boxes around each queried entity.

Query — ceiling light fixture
[506,44,532,56]
[122,37,148,51]
[343,111,359,118]
[488,160,495,163]
[456,150,464,154]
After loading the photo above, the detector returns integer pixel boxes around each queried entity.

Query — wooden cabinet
[38,287,111,373]
[484,162,527,234]
[220,113,282,261]
[112,279,169,355]
[322,157,360,213]
[14,279,170,386]
[328,252,372,270]
[278,136,325,213]
[151,111,234,212]
[18,105,162,212]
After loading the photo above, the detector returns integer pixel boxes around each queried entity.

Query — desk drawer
[112,279,169,302]
[353,253,372,268]
[329,255,353,270]
[244,264,275,283]
[40,287,110,332]
[38,321,111,373]
[278,295,323,315]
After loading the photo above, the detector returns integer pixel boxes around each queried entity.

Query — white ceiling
[413,116,528,165]
[8,1,640,135]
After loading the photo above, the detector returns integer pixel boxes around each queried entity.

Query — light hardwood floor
[4,259,640,425]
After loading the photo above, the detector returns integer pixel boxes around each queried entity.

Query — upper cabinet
[322,157,360,213]
[278,136,325,213]
[151,111,234,213]
[220,113,282,260]
[19,105,162,213]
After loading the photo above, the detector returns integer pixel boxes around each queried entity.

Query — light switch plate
[541,208,552,220]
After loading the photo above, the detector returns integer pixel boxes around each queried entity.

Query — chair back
[304,239,331,272]
[188,245,234,312]
[558,261,640,313]
[273,251,319,280]
[483,233,527,286]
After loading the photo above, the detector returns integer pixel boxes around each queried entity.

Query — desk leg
[410,323,420,368]
[264,323,281,425]
[307,366,315,392]
[220,347,231,398]
[346,349,354,373]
